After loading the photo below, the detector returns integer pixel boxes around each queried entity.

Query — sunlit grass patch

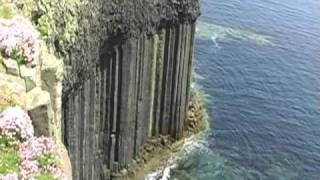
[0,147,20,175]
[35,172,57,180]
[37,153,57,167]
[0,4,16,19]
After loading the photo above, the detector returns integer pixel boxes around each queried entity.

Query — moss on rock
[12,0,79,45]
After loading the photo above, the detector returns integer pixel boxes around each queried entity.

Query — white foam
[196,21,273,45]
[211,36,220,48]
[145,135,210,180]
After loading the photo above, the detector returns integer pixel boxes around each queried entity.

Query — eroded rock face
[0,73,26,94]
[186,91,208,134]
[0,62,5,73]
[57,141,73,180]
[0,73,27,111]
[40,45,64,139]
[26,87,54,137]
[0,5,72,179]
[20,65,37,91]
[0,55,63,140]
[2,58,19,76]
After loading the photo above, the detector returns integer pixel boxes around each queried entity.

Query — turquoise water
[172,0,320,179]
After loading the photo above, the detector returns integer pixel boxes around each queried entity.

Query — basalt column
[151,24,196,139]
[61,1,199,179]
[62,23,196,179]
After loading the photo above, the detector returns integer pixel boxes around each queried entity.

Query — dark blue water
[172,0,320,179]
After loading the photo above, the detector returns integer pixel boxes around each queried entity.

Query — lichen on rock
[0,74,26,112]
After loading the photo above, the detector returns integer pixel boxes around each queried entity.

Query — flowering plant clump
[0,172,19,180]
[19,137,66,180]
[0,107,34,141]
[0,107,67,180]
[0,16,40,65]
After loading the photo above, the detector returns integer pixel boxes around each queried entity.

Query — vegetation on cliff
[1,1,201,179]
[0,107,66,180]
[0,16,40,65]
[0,3,69,179]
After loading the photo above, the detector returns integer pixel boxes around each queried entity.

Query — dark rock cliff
[61,0,200,179]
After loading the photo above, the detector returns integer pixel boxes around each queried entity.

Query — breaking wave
[145,135,210,180]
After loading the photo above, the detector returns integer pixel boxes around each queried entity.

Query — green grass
[11,49,28,65]
[0,136,10,149]
[37,153,57,167]
[0,147,20,175]
[0,136,59,179]
[36,14,51,37]
[0,6,13,19]
[35,172,57,180]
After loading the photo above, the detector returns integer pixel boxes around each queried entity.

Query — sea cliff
[0,0,201,179]
[61,1,201,179]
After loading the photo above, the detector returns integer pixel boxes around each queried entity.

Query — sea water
[169,0,320,179]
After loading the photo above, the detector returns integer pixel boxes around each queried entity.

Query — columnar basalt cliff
[0,0,200,179]
[57,0,200,179]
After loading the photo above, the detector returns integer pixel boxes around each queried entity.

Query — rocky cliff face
[60,0,200,179]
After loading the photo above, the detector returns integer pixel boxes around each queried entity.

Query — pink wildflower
[43,165,67,180]
[0,107,66,179]
[0,173,18,180]
[0,107,34,141]
[0,16,40,65]
[19,137,65,179]
[20,160,39,178]
[19,137,60,161]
